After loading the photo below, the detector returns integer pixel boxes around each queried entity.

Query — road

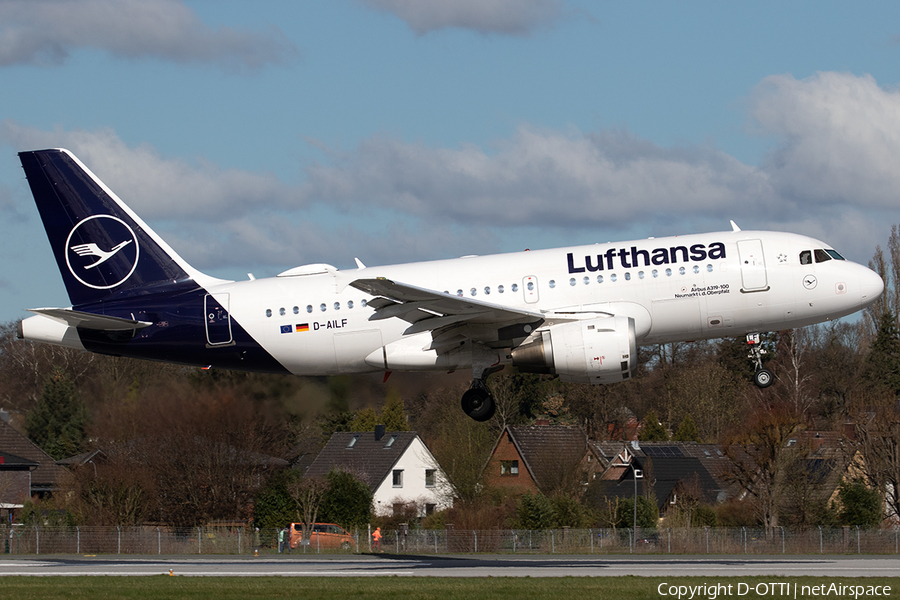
[0,554,897,577]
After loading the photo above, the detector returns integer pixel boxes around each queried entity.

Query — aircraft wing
[350,278,545,347]
[28,308,152,331]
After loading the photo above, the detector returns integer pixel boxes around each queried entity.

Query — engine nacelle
[511,316,637,384]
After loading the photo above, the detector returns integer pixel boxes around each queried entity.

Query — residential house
[0,418,68,519]
[586,441,722,518]
[306,426,449,517]
[484,424,603,495]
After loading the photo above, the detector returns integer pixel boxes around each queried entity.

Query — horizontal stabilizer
[28,308,152,331]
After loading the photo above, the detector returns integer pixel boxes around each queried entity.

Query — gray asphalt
[0,554,898,577]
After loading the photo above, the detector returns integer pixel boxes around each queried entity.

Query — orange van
[288,522,354,550]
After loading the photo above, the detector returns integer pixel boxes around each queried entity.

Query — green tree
[863,313,900,395]
[318,468,372,531]
[515,491,557,529]
[614,496,657,529]
[837,480,882,528]
[26,368,88,459]
[673,415,700,442]
[253,469,301,530]
[639,409,668,441]
[350,407,379,431]
[380,391,408,431]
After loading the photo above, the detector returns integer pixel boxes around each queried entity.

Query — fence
[1,525,898,555]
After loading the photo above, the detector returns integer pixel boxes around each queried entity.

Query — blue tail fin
[19,149,213,307]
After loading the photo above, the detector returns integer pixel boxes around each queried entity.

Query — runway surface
[0,554,897,577]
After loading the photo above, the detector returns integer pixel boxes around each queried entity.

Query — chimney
[0,409,8,423]
[374,424,386,441]
[535,418,550,426]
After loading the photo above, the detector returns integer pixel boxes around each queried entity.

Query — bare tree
[286,476,328,549]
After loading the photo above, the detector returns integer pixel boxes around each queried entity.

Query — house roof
[0,451,39,469]
[501,425,589,492]
[0,419,67,492]
[305,431,420,493]
[589,443,723,510]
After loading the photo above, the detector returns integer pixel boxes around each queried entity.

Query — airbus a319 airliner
[16,149,884,420]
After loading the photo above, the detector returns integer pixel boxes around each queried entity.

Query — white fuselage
[206,229,882,376]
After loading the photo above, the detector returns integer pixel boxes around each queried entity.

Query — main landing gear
[461,380,496,422]
[746,333,774,388]
[461,360,502,422]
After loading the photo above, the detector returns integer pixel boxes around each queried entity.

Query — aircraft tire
[753,368,774,388]
[461,387,496,422]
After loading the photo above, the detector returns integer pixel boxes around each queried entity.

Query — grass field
[0,576,897,600]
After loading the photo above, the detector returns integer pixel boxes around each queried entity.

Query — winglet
[730,220,741,232]
[354,257,366,269]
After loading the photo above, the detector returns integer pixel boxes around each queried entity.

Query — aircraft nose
[859,266,884,308]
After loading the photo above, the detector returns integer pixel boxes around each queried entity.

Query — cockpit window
[814,249,832,263]
[800,250,812,265]
[825,249,845,260]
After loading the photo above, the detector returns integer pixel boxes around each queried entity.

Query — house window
[392,469,403,488]
[425,469,435,487]
[425,503,436,516]
[500,460,519,476]
[384,435,396,448]
[346,435,359,448]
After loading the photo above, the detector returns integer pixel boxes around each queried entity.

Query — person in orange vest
[372,527,382,552]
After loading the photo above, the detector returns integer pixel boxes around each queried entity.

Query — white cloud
[302,126,775,229]
[750,71,900,209]
[6,70,899,274]
[356,0,564,36]
[0,0,297,69]
[1,120,295,221]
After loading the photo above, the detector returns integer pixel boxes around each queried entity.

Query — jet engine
[511,316,637,384]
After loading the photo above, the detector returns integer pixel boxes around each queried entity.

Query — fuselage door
[204,293,233,346]
[523,276,539,304]
[737,239,768,292]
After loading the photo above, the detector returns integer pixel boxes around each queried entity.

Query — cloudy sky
[2,1,900,322]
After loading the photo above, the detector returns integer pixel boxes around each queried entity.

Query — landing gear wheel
[461,386,496,422]
[753,368,774,388]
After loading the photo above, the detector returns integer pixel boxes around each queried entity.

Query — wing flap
[351,277,544,344]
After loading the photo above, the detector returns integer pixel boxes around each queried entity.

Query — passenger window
[484,286,490,295]
[638,271,645,279]
[800,250,812,265]
[512,283,519,292]
[527,282,534,291]
[549,280,556,288]
[652,270,658,278]
[279,307,286,316]
[569,278,576,286]
[348,300,354,309]
[597,275,604,283]
[679,267,686,275]
[624,272,631,281]
[361,299,368,307]
[814,249,832,263]
[665,268,672,277]
[610,274,617,282]
[320,303,326,312]
[693,265,700,274]
[583,276,589,285]
[265,309,272,318]
[457,289,463,297]
[306,305,313,313]
[706,264,713,272]
[293,306,299,314]
[498,285,505,293]
[334,302,340,310]
[470,288,477,296]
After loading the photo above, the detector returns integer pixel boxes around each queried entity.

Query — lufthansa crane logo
[65,215,139,290]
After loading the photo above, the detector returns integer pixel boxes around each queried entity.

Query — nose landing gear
[747,333,774,388]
